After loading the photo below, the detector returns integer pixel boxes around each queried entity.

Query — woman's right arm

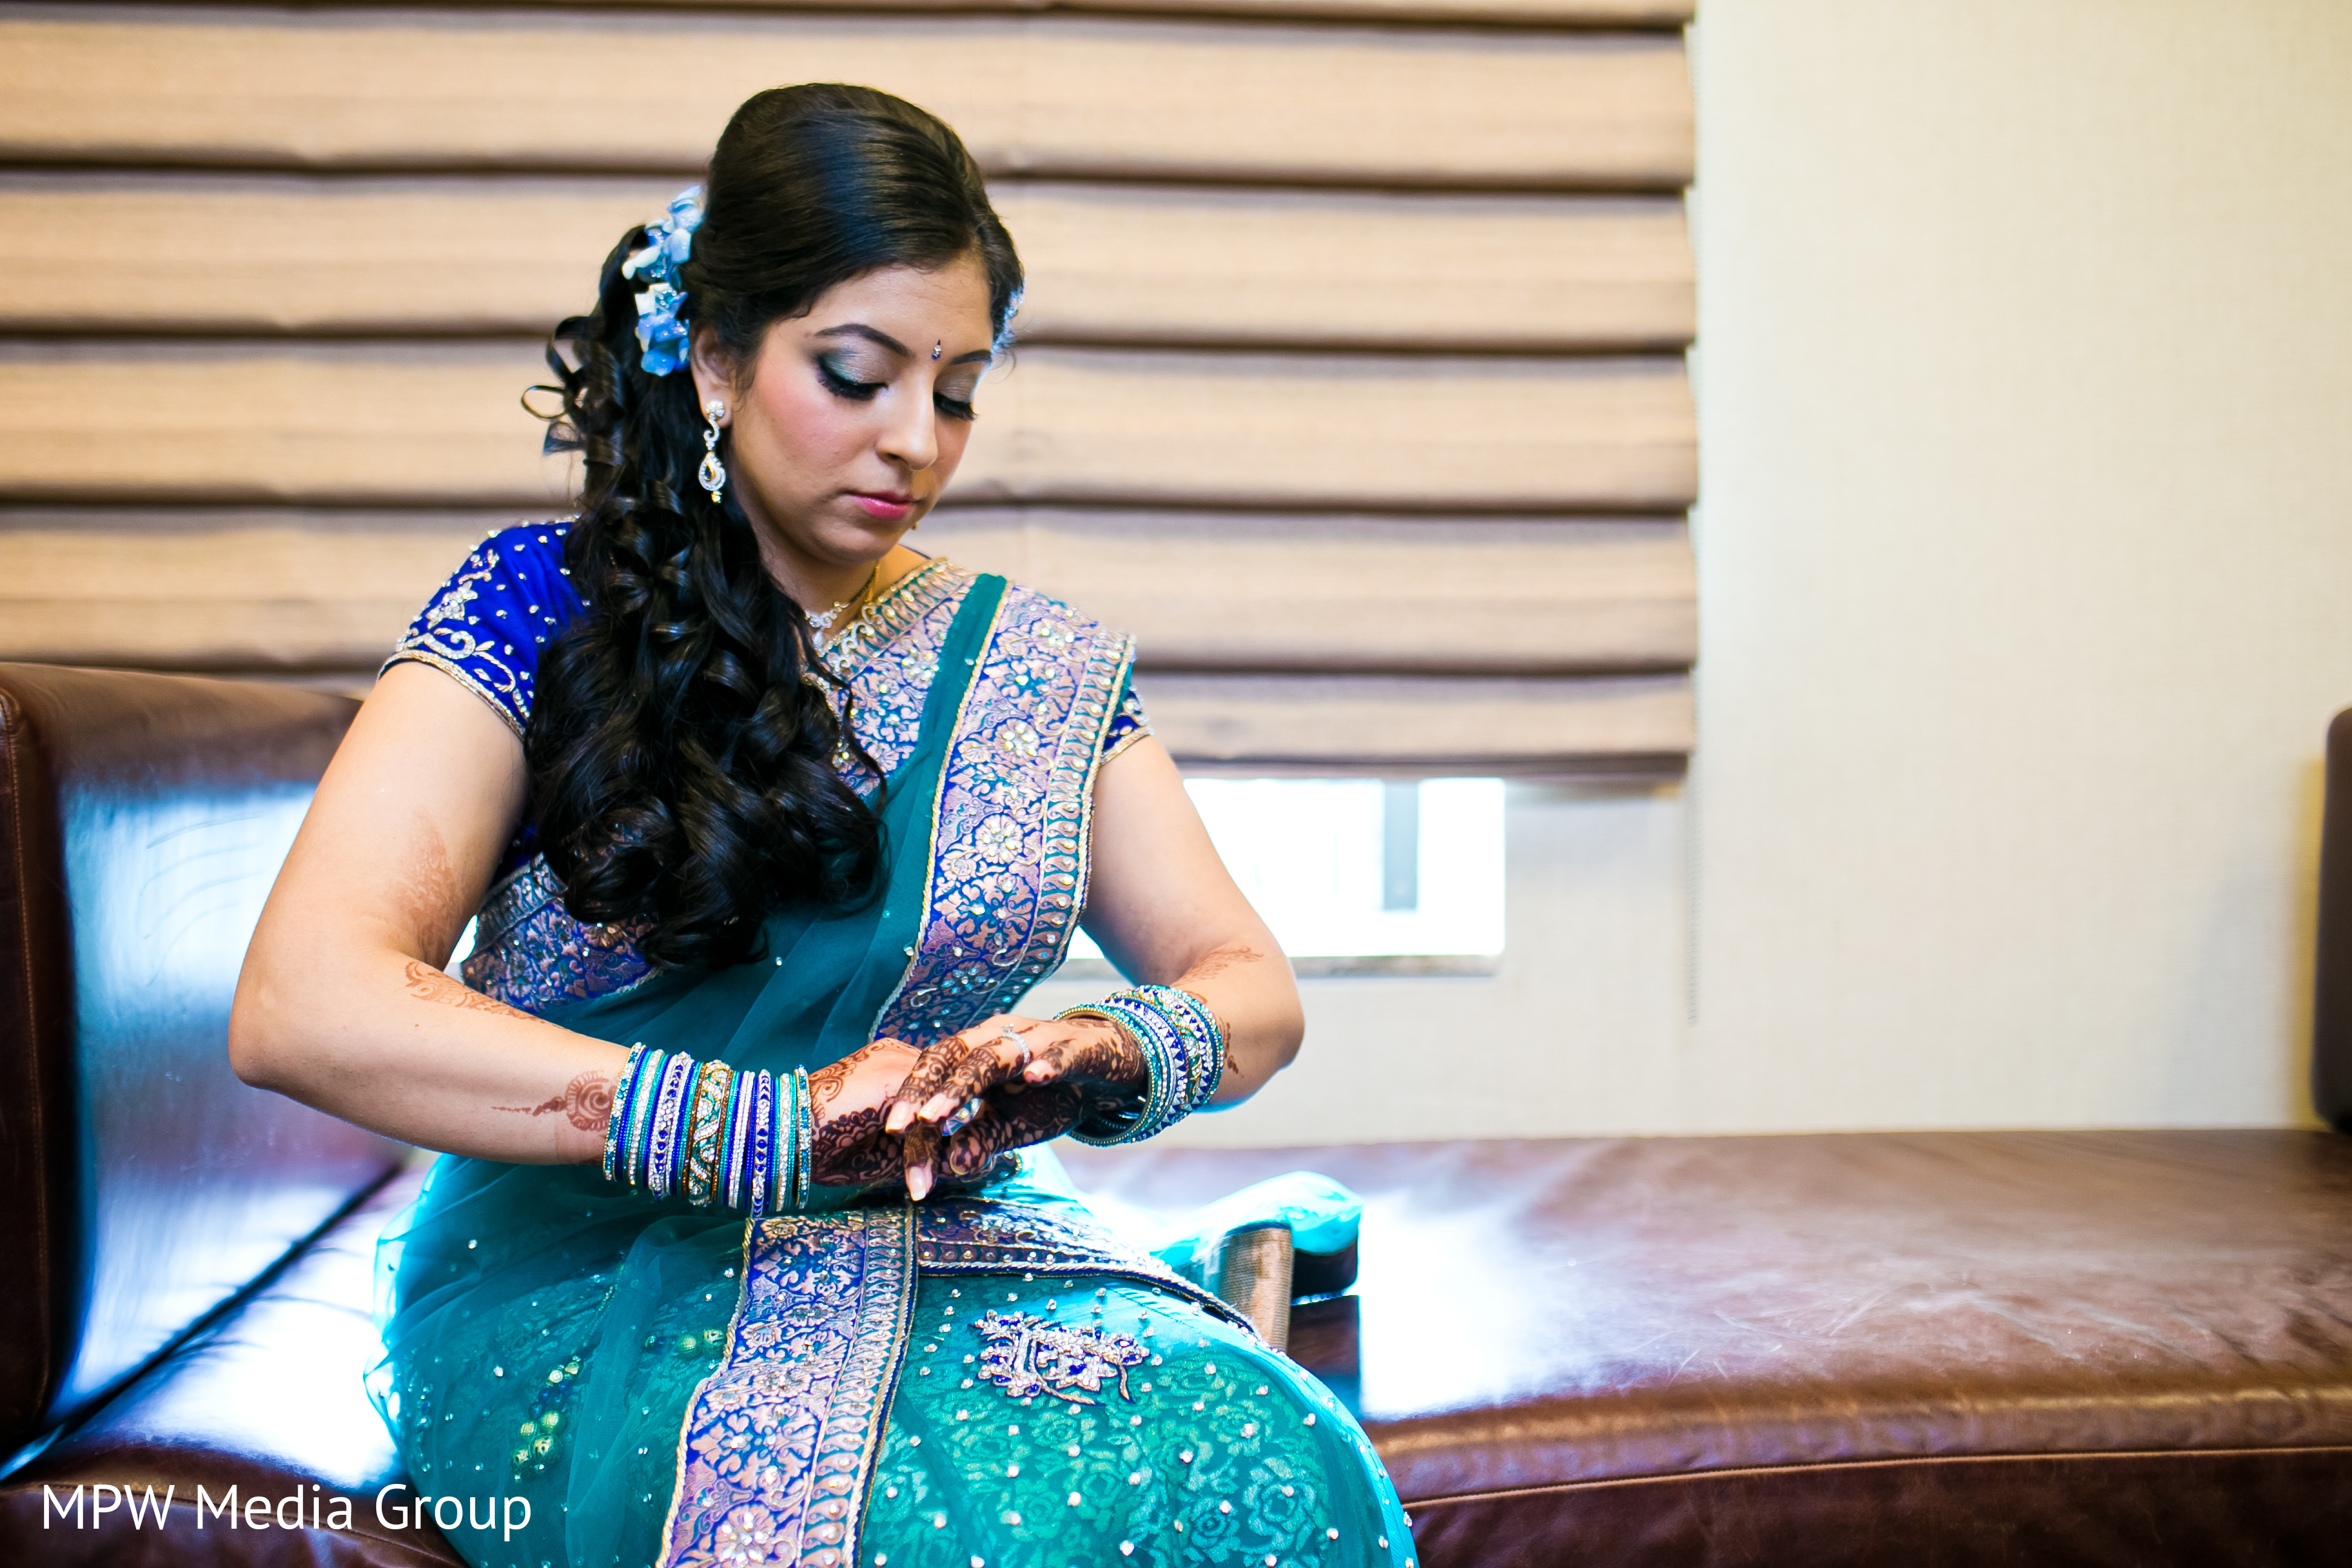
[229,662,627,1165]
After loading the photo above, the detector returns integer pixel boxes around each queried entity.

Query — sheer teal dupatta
[370,567,1177,1566]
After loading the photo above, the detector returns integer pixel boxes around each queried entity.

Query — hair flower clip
[622,186,705,377]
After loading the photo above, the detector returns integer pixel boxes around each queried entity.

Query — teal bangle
[772,1066,800,1214]
[792,1067,814,1209]
[1056,988,1212,1146]
[602,1043,648,1183]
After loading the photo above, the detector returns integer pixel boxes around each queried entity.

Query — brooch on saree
[975,1311,1148,1406]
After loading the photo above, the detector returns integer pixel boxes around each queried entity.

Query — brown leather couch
[3,664,2350,1566]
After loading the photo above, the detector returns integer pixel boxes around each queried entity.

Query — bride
[231,82,1413,1568]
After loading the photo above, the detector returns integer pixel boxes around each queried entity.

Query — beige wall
[1074,0,2352,1145]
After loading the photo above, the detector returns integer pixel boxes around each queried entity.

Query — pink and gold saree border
[872,582,1134,1045]
[659,1206,916,1568]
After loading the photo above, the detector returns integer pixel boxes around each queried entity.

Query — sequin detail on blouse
[383,521,583,738]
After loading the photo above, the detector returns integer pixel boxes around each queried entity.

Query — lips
[849,491,916,521]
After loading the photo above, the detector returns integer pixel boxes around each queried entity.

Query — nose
[877,387,939,474]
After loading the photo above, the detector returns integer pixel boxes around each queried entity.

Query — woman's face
[692,254,996,587]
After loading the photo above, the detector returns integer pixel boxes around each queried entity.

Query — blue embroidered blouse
[384,523,1152,877]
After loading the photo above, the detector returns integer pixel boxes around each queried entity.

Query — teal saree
[371,549,1415,1568]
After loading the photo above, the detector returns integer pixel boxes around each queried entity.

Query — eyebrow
[812,323,994,366]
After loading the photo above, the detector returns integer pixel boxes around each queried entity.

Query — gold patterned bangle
[682,1059,733,1207]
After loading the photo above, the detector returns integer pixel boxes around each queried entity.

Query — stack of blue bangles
[601,1045,814,1215]
[1056,984,1229,1146]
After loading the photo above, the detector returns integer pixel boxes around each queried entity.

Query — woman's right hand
[806,1037,926,1187]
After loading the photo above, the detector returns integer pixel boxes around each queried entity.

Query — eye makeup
[815,351,984,420]
[816,350,887,400]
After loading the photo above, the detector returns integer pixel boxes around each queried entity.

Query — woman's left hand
[881,1013,1146,1198]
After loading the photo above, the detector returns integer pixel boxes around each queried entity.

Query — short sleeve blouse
[385,523,1154,758]
[383,521,584,737]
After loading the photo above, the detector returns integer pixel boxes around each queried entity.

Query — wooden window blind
[0,1,1696,775]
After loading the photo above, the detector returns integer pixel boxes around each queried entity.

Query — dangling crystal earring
[699,399,728,505]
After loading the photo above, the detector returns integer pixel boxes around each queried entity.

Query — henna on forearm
[391,819,469,969]
[403,958,530,1021]
[1175,942,1260,985]
[1171,956,1247,1085]
[492,1070,614,1132]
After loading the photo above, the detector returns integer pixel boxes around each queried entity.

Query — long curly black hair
[528,85,1024,971]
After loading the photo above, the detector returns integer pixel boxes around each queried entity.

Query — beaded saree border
[461,855,655,1011]
[916,1200,1255,1336]
[657,1196,1255,1568]
[658,1206,918,1568]
[873,583,1134,1044]
[824,561,975,786]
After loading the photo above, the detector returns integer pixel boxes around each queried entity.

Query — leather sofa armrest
[2317,708,2352,1131]
[0,665,405,1451]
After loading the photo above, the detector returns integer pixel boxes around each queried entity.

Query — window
[1067,777,1506,976]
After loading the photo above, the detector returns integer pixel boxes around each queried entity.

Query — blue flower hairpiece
[622,186,705,377]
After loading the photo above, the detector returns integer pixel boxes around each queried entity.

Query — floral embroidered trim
[829,561,973,786]
[824,558,962,685]
[915,1201,1253,1334]
[656,1197,1266,1568]
[460,855,653,1014]
[659,1206,916,1568]
[973,1310,1147,1405]
[872,584,1133,1044]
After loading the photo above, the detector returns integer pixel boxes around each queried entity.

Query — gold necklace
[809,566,884,648]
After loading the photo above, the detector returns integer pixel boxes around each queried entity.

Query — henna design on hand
[492,1070,614,1131]
[889,1033,1002,1130]
[933,1083,1089,1178]
[811,1103,906,1186]
[890,1015,1152,1200]
[806,1038,923,1189]
[403,959,529,1021]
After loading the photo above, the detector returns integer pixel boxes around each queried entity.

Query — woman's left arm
[882,734,1301,1195]
[1076,734,1302,1103]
